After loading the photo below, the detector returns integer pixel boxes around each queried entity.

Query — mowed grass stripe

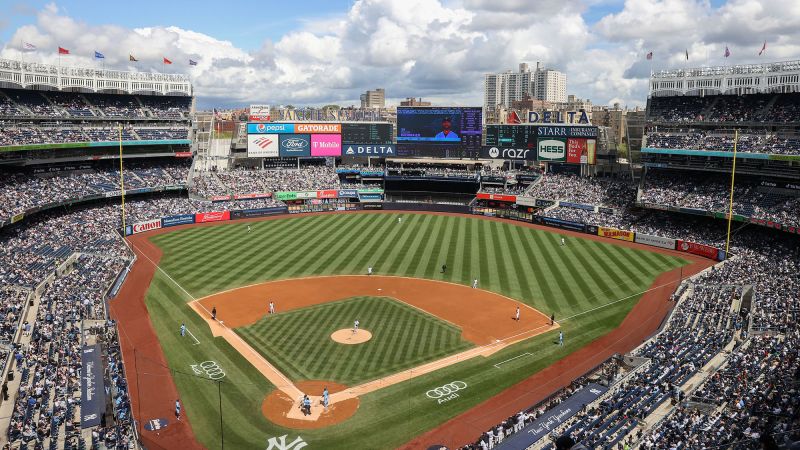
[290,214,381,276]
[528,230,582,312]
[393,214,436,274]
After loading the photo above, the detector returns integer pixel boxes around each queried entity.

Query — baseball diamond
[111,211,706,450]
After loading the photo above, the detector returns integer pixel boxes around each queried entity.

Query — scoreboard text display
[247,122,393,158]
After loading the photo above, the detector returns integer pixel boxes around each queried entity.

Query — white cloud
[1,0,799,108]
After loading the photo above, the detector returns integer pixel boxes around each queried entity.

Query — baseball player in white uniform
[368,266,373,276]
[515,306,520,321]
[472,279,478,289]
[561,237,566,246]
[353,319,360,334]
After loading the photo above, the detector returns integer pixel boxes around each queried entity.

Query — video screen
[396,107,482,157]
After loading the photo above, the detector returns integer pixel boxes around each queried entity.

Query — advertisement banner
[338,189,359,198]
[587,139,597,164]
[477,192,517,202]
[81,344,105,428]
[129,218,162,235]
[559,201,594,211]
[480,146,535,161]
[536,199,556,207]
[248,134,280,157]
[278,134,311,157]
[317,189,338,199]
[276,192,298,201]
[210,195,232,202]
[296,123,341,134]
[567,138,587,164]
[248,123,295,134]
[248,104,270,122]
[536,125,599,137]
[233,193,271,200]
[597,226,634,241]
[515,197,538,207]
[676,240,719,260]
[634,233,676,250]
[161,214,195,227]
[174,151,192,157]
[10,213,24,223]
[537,138,567,162]
[230,207,288,219]
[497,384,608,450]
[195,211,231,223]
[310,134,342,156]
[342,144,396,156]
[359,193,383,201]
[540,216,585,232]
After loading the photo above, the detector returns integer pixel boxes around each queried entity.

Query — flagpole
[119,124,127,233]
[725,129,738,254]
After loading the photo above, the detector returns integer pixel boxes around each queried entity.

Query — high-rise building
[360,88,385,109]
[483,62,567,113]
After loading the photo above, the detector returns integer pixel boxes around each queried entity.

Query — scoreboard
[484,125,536,148]
[341,123,393,145]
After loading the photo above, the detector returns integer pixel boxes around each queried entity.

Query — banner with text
[81,344,105,428]
[310,134,342,156]
[634,233,676,250]
[161,214,195,228]
[195,211,231,223]
[598,226,634,241]
[247,134,279,157]
[676,240,719,260]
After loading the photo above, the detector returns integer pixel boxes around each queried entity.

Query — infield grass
[237,296,473,385]
[140,212,690,450]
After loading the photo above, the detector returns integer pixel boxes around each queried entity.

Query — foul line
[494,352,533,368]
[185,328,201,345]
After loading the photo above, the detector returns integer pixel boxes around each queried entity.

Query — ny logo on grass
[266,434,307,450]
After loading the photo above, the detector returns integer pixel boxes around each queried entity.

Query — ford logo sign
[283,138,309,150]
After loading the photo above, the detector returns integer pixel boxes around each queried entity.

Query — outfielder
[561,237,566,246]
[472,279,478,289]
[247,225,251,233]
[559,331,564,346]
[368,266,373,276]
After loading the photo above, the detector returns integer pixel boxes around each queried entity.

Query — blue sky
[1,0,798,108]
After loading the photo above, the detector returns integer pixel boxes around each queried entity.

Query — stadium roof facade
[649,60,800,97]
[0,58,192,96]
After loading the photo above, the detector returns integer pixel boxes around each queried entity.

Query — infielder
[515,306,520,321]
[472,279,478,289]
[211,306,217,321]
[180,323,186,337]
[368,266,373,276]
[353,319,360,334]
[175,399,182,420]
[269,301,275,314]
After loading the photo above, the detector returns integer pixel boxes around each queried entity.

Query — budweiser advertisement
[676,240,719,260]
[195,211,231,223]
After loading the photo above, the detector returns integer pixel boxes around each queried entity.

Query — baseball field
[111,211,706,450]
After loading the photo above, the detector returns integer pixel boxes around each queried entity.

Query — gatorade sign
[537,138,567,162]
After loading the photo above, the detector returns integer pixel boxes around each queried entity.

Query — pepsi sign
[279,134,311,157]
[247,123,295,134]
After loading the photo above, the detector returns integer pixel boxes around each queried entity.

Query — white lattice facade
[0,58,192,96]
[650,60,800,97]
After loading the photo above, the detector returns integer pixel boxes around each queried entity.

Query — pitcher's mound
[331,328,372,344]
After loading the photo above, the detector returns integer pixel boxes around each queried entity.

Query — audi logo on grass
[426,381,467,404]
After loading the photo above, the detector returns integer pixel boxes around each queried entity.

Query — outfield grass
[237,296,473,385]
[140,212,689,449]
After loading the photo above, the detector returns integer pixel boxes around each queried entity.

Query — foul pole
[119,125,127,232]
[725,129,738,254]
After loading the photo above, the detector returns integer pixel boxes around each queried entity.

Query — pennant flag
[58,46,70,55]
[724,46,730,58]
[759,41,767,56]
[646,51,653,60]
[94,51,105,59]
[163,57,172,65]
[189,59,198,66]
[23,42,37,51]
[129,54,138,62]
[685,49,689,60]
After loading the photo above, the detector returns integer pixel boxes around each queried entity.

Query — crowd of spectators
[0,125,189,147]
[191,166,341,198]
[523,173,636,207]
[645,130,800,155]
[0,159,191,221]
[641,170,800,227]
[648,92,800,124]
